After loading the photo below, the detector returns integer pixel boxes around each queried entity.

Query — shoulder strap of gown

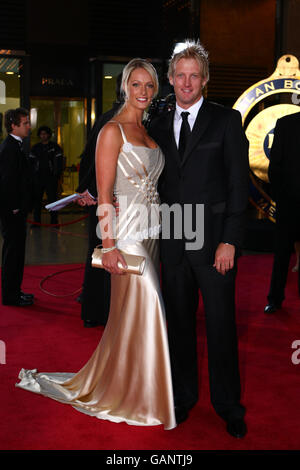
[110,120,127,144]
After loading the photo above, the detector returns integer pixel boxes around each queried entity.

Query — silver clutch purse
[91,246,146,276]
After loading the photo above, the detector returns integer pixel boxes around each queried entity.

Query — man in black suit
[0,108,34,306]
[76,75,123,327]
[30,126,64,226]
[149,41,249,437]
[264,112,300,314]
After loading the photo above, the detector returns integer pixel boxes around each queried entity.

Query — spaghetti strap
[110,120,127,144]
[117,123,128,144]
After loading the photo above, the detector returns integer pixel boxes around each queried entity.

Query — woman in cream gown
[16,59,177,430]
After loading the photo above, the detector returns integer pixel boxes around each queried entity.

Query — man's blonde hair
[168,39,209,83]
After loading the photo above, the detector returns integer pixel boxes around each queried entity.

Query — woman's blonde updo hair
[120,58,159,103]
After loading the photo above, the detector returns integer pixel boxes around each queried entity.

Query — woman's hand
[102,249,128,275]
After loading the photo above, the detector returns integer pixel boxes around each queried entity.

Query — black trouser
[161,253,245,422]
[0,211,27,304]
[33,177,58,225]
[268,201,300,306]
[81,205,110,325]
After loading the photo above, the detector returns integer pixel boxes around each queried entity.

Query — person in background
[264,112,300,313]
[76,74,123,328]
[30,126,64,226]
[0,108,34,306]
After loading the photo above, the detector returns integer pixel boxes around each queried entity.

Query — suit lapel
[163,109,181,167]
[8,134,22,154]
[180,99,213,168]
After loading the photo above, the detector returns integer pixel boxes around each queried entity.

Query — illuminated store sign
[41,77,74,87]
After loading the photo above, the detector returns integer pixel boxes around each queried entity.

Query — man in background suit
[149,41,249,437]
[76,75,123,327]
[30,125,64,226]
[0,108,34,306]
[264,112,300,313]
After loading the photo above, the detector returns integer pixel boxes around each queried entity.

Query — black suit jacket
[0,135,33,214]
[149,99,249,266]
[76,102,121,197]
[268,112,300,204]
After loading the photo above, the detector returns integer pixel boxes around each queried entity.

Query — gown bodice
[113,122,164,243]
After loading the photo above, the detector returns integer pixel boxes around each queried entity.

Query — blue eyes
[177,74,199,78]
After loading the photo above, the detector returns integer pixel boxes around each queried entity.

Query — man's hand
[113,194,119,216]
[77,190,97,207]
[213,242,235,275]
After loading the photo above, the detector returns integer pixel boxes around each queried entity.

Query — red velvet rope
[26,214,88,227]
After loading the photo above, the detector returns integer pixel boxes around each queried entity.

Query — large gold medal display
[233,55,300,221]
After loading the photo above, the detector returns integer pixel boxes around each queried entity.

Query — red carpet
[1,254,300,450]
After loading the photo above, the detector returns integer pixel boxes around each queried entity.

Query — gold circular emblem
[246,103,299,183]
[233,55,300,221]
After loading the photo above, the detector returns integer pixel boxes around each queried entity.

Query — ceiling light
[173,43,187,55]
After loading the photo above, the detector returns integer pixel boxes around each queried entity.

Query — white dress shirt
[173,96,204,147]
[9,133,22,144]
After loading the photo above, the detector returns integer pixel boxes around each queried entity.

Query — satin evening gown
[16,123,177,430]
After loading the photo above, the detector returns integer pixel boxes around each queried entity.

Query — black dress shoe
[20,291,34,300]
[226,418,247,438]
[264,303,280,314]
[175,406,189,425]
[3,296,34,307]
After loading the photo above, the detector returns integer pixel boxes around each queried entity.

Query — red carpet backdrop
[1,254,300,450]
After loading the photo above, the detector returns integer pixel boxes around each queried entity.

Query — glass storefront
[88,58,127,132]
[102,63,125,113]
[0,53,26,144]
[30,98,86,195]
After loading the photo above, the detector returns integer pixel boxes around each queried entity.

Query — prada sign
[30,59,84,97]
[41,77,75,87]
